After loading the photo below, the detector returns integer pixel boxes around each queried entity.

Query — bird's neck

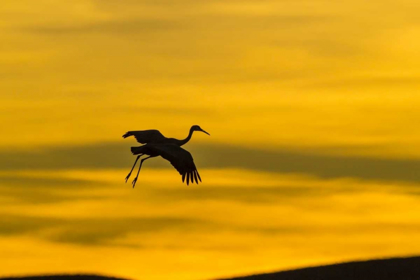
[177,128,194,146]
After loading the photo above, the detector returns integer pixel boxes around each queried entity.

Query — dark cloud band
[1,142,420,184]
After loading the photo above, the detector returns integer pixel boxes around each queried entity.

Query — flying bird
[123,125,210,187]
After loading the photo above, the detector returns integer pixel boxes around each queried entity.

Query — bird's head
[192,125,210,135]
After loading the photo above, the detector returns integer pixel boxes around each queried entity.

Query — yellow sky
[1,0,420,279]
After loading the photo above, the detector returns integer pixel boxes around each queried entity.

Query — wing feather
[193,170,198,184]
[123,130,166,144]
[146,144,201,185]
[196,170,202,182]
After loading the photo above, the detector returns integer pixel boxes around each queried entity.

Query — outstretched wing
[122,129,166,144]
[147,144,202,185]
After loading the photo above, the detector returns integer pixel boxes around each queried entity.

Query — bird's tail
[131,146,144,155]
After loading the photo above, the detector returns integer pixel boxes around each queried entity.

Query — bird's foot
[125,173,132,183]
[132,177,138,188]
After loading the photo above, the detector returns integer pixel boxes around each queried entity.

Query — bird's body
[123,129,180,145]
[123,125,209,187]
[123,125,207,146]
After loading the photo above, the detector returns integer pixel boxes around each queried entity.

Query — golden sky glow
[2,0,420,279]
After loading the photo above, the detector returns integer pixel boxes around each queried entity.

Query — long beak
[200,129,210,136]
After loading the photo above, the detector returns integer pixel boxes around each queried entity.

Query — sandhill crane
[123,125,210,187]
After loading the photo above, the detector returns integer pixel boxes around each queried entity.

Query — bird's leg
[125,154,142,182]
[132,156,152,188]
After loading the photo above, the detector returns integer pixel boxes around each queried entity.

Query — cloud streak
[151,185,328,203]
[0,214,205,247]
[0,175,108,204]
[2,142,420,184]
[25,19,181,35]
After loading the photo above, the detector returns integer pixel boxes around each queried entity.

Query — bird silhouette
[123,125,210,187]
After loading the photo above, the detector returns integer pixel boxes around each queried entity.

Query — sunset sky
[2,0,420,279]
